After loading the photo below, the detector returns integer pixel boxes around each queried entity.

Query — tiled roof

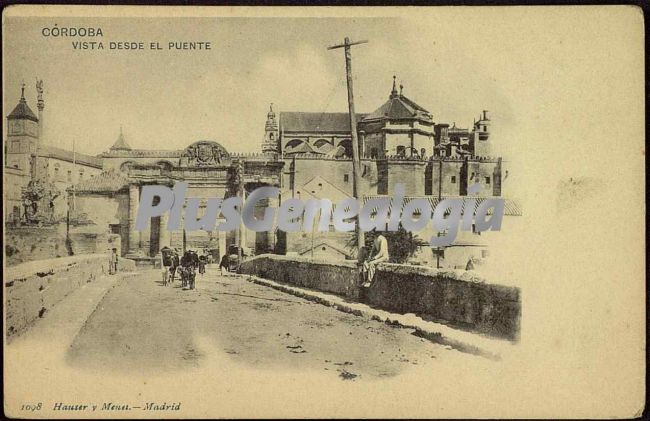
[73,170,130,193]
[362,195,522,216]
[99,149,183,158]
[362,94,432,122]
[8,98,38,122]
[39,145,103,168]
[448,124,469,133]
[280,112,366,133]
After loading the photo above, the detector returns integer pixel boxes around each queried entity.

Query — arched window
[67,170,72,182]
[156,161,173,171]
[396,145,406,157]
[285,139,305,150]
[338,139,352,158]
[120,161,136,172]
[314,139,331,149]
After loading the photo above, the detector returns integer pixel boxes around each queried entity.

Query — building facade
[4,83,103,225]
[4,77,519,269]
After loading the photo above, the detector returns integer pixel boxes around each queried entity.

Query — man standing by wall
[109,248,118,275]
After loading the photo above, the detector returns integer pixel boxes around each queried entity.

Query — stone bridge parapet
[5,254,135,340]
[240,254,520,340]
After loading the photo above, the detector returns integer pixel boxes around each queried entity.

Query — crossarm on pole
[327,39,368,50]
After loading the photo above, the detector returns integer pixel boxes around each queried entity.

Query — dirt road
[6,266,495,418]
[66,267,471,380]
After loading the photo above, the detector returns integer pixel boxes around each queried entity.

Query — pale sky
[3,14,515,155]
[3,7,644,198]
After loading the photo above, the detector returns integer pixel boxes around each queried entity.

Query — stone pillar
[127,183,142,256]
[159,211,171,249]
[266,194,279,252]
[218,229,227,265]
[141,217,151,256]
[239,188,247,251]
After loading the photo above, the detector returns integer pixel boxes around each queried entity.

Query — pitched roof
[110,129,131,150]
[361,94,432,122]
[8,97,38,122]
[285,141,318,154]
[298,241,350,257]
[301,175,352,202]
[362,195,523,216]
[73,170,130,193]
[39,145,103,168]
[280,112,366,133]
[324,144,348,158]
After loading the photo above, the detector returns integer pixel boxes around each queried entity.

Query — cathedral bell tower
[261,103,279,154]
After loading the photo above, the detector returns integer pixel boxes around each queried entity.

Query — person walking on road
[198,254,207,275]
[160,246,174,286]
[219,253,230,276]
[170,250,180,284]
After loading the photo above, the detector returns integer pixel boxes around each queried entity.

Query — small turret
[110,126,131,151]
[475,109,490,140]
[472,110,491,157]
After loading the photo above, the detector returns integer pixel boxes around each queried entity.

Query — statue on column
[36,79,44,106]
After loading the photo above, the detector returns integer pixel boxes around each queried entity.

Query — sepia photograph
[2,5,645,419]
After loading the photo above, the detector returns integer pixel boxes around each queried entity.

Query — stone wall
[5,254,135,340]
[5,224,123,266]
[283,157,378,197]
[385,160,428,196]
[368,263,520,340]
[241,255,356,295]
[240,255,520,340]
[5,225,69,266]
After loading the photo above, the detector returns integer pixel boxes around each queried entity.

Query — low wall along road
[5,254,135,340]
[240,255,521,340]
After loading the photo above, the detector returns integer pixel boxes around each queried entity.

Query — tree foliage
[348,225,427,264]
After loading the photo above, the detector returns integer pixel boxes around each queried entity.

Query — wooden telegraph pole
[328,37,368,254]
